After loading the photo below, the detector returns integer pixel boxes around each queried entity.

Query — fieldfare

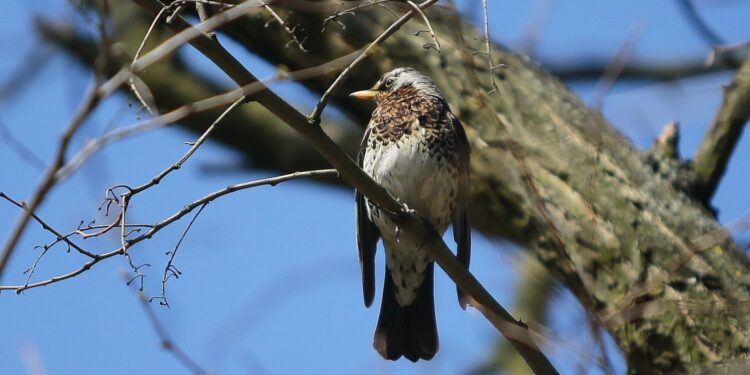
[351,67,471,361]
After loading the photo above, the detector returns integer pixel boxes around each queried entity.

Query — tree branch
[127,283,210,375]
[692,58,750,203]
[546,58,735,82]
[472,255,556,375]
[0,169,339,293]
[0,85,101,281]
[36,13,360,174]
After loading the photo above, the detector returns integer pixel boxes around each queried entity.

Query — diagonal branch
[0,193,98,259]
[692,58,750,203]
[128,285,210,375]
[0,85,101,281]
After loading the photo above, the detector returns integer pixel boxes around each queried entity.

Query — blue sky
[1,1,748,374]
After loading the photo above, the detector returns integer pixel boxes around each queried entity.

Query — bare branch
[130,96,245,195]
[0,169,339,293]
[0,192,97,259]
[405,1,440,52]
[56,51,358,181]
[154,203,207,307]
[127,282,210,375]
[0,84,102,281]
[263,3,307,52]
[706,41,750,67]
[548,57,735,82]
[675,0,723,47]
[515,0,553,56]
[692,58,750,203]
[0,117,46,172]
[480,0,501,94]
[129,0,173,114]
[0,41,55,102]
[195,1,215,39]
[675,0,746,68]
[322,0,396,31]
[590,20,647,110]
[129,0,238,113]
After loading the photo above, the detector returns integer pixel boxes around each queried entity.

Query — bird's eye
[383,77,395,89]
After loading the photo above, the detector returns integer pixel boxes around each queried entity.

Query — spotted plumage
[352,67,471,362]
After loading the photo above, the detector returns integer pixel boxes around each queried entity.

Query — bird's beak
[349,90,378,101]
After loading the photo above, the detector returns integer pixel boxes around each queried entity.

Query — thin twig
[129,96,245,195]
[263,4,307,52]
[0,169,339,293]
[22,245,53,290]
[131,0,237,113]
[480,0,501,94]
[76,216,121,239]
[0,192,97,258]
[308,0,439,124]
[56,51,358,181]
[155,203,208,307]
[166,3,186,24]
[195,1,216,39]
[126,280,209,375]
[590,19,647,110]
[405,1,440,52]
[0,117,46,171]
[0,41,55,102]
[322,0,395,31]
[93,0,113,82]
[515,0,553,56]
[132,1,265,74]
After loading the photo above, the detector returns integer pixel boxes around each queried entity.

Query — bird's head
[349,67,443,103]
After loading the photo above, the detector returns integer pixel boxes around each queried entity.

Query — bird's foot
[400,202,417,217]
[394,204,419,243]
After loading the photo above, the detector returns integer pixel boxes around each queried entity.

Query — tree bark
[45,2,750,373]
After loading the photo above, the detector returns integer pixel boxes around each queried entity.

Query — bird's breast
[363,129,458,233]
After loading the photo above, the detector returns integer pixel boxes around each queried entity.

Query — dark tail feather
[373,263,438,362]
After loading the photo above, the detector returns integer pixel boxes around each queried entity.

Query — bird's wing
[356,126,381,308]
[449,111,472,309]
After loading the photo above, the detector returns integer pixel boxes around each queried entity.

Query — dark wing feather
[449,112,472,309]
[356,127,380,307]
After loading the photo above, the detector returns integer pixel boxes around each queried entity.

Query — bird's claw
[400,203,417,217]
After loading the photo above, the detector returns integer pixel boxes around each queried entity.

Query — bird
[350,67,471,362]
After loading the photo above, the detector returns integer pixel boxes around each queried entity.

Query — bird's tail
[373,263,438,361]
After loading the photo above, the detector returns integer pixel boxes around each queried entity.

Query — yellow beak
[349,90,378,100]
